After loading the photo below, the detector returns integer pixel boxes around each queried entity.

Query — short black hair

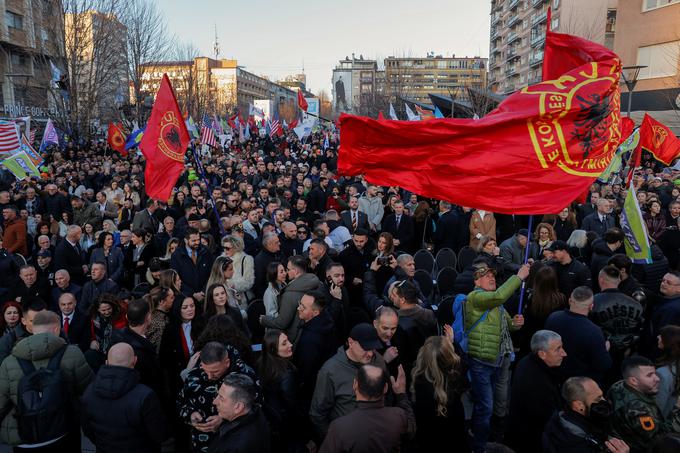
[356,365,387,400]
[288,255,308,273]
[622,355,655,378]
[394,280,419,305]
[353,228,368,237]
[184,227,199,239]
[603,228,625,245]
[608,254,632,273]
[222,373,256,411]
[305,290,327,311]
[310,238,328,250]
[126,299,150,327]
[21,298,46,315]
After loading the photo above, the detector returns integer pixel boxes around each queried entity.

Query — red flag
[337,30,623,215]
[297,90,308,112]
[638,113,680,165]
[107,123,127,156]
[377,111,386,121]
[140,73,190,201]
[288,118,299,129]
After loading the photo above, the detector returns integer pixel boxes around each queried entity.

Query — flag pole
[517,214,534,315]
[189,143,225,237]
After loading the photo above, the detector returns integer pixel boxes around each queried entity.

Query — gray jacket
[358,194,384,230]
[310,347,388,439]
[260,273,322,342]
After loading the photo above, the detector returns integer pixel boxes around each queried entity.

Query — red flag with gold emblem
[107,123,127,156]
[337,29,624,214]
[139,73,190,201]
[638,113,680,165]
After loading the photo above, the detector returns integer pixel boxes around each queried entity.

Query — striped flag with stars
[200,114,217,147]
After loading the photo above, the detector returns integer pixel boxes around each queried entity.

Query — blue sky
[162,0,490,95]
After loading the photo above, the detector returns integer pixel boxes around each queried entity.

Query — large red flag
[638,113,680,165]
[337,31,624,214]
[297,90,308,112]
[107,123,127,156]
[140,74,190,201]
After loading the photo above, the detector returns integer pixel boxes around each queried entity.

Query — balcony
[490,44,500,55]
[528,74,542,85]
[508,0,520,10]
[532,0,545,7]
[531,10,548,26]
[491,14,501,26]
[491,29,499,40]
[530,32,545,47]
[529,50,544,67]
[506,65,517,76]
[507,31,521,44]
[506,47,520,61]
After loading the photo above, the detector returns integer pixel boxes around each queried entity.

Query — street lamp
[621,65,647,118]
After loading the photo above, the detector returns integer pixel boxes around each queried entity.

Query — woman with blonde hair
[221,235,255,304]
[411,331,469,452]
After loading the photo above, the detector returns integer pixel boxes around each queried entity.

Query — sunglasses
[473,267,497,279]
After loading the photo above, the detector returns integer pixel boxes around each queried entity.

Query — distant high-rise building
[489,0,613,95]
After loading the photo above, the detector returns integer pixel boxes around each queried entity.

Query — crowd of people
[0,129,679,453]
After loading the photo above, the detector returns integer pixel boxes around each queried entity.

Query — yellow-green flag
[1,150,40,179]
[620,182,652,264]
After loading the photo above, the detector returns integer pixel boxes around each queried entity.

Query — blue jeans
[469,358,503,453]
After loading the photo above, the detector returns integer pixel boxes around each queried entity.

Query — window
[41,28,49,43]
[5,10,23,29]
[10,53,26,67]
[637,41,680,79]
[643,0,679,11]
[551,17,559,30]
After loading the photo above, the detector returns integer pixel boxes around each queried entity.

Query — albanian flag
[140,73,190,201]
[337,29,624,215]
[298,90,308,112]
[107,123,127,156]
[638,113,680,165]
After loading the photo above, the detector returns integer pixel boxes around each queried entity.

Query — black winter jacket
[81,365,167,453]
[207,405,271,453]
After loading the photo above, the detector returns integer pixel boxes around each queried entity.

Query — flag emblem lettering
[158,111,184,162]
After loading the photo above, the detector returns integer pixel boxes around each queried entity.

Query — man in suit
[57,292,90,351]
[339,228,374,308]
[132,199,160,234]
[341,196,369,234]
[581,198,615,237]
[576,191,600,226]
[52,269,82,311]
[170,227,214,300]
[94,191,118,222]
[382,200,415,253]
[434,201,462,254]
[53,225,87,285]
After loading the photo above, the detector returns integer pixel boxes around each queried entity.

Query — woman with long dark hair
[374,232,396,295]
[263,262,286,317]
[257,330,305,452]
[204,283,249,336]
[193,314,254,367]
[85,294,127,372]
[90,231,125,284]
[411,333,469,452]
[656,325,680,417]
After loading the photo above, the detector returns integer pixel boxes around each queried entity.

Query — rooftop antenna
[213,24,220,60]
[302,59,305,74]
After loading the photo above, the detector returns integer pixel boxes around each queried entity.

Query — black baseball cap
[547,240,570,252]
[349,323,382,350]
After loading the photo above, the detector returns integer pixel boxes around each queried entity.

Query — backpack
[451,294,489,353]
[15,346,71,444]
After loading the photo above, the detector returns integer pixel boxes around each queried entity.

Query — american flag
[200,115,217,147]
[29,129,36,145]
[0,121,20,154]
[270,114,281,137]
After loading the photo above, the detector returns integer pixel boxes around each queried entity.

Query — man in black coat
[42,183,71,221]
[340,196,369,234]
[581,198,615,237]
[80,262,119,314]
[253,233,282,299]
[170,228,215,300]
[57,292,90,351]
[293,291,336,408]
[506,330,566,453]
[381,200,415,253]
[590,228,624,291]
[339,229,373,307]
[548,241,592,299]
[11,264,51,303]
[209,374,270,453]
[53,225,87,285]
[307,176,330,215]
[110,299,165,401]
[433,201,462,254]
[82,343,168,453]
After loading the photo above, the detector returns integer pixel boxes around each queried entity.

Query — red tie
[63,317,70,335]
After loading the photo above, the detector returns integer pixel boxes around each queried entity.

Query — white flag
[389,103,398,120]
[405,103,419,121]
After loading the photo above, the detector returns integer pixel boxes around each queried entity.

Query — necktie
[191,249,197,265]
[352,211,357,230]
[396,215,401,229]
[63,317,70,335]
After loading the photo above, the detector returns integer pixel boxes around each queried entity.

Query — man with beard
[543,377,629,452]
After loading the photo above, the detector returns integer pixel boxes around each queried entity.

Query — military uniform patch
[639,416,655,431]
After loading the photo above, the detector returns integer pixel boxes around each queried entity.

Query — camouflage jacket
[607,380,680,453]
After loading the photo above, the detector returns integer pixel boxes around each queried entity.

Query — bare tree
[124,0,173,122]
[36,0,129,139]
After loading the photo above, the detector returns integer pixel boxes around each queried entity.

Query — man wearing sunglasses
[467,262,529,453]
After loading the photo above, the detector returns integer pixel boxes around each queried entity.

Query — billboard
[332,71,352,113]
[303,98,319,122]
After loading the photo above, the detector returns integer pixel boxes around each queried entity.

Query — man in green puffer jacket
[0,311,93,449]
[465,262,529,453]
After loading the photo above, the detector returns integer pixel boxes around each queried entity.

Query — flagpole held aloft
[189,143,225,236]
[517,215,534,315]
